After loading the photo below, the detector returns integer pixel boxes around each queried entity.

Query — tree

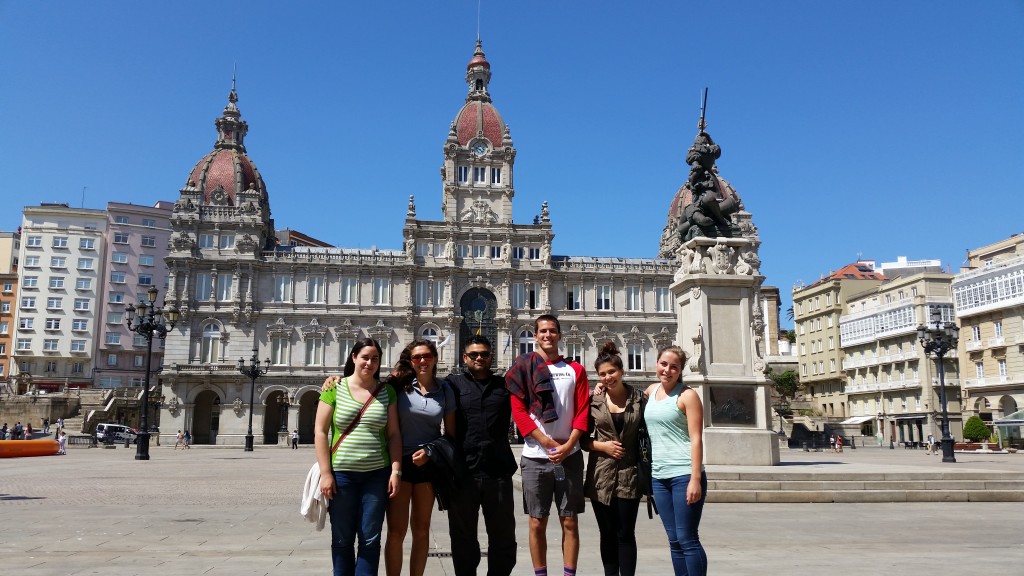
[767,369,800,406]
[786,305,794,321]
[962,415,990,442]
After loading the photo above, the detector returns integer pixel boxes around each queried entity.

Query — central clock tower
[440,40,516,224]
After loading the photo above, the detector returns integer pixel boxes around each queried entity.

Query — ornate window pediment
[625,326,646,344]
[299,318,328,340]
[593,325,617,346]
[333,319,358,338]
[368,319,392,340]
[267,317,294,337]
[653,326,675,349]
[563,324,585,345]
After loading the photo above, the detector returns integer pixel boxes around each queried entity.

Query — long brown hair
[397,339,439,392]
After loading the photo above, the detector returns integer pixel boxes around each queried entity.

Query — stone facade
[839,272,960,443]
[792,264,884,422]
[92,201,174,389]
[158,43,681,446]
[0,232,19,385]
[953,234,1024,431]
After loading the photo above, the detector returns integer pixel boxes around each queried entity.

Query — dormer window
[473,167,487,184]
[457,166,469,183]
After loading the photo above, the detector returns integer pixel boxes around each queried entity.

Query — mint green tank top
[645,384,693,479]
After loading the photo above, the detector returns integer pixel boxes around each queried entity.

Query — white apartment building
[953,233,1024,431]
[840,272,960,444]
[12,205,107,390]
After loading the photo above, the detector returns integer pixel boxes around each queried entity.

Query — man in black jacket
[447,335,517,576]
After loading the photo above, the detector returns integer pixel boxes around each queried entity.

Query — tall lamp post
[917,307,959,463]
[125,286,179,461]
[238,346,269,451]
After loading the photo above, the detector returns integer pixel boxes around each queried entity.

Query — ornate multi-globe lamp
[917,308,959,463]
[125,286,179,460]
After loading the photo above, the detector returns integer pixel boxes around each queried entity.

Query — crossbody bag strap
[330,379,386,456]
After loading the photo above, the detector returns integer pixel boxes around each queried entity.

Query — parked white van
[95,423,136,443]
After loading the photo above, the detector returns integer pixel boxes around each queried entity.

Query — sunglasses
[410,354,434,362]
[465,351,491,360]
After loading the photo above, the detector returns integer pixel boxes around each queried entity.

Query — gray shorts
[520,450,585,518]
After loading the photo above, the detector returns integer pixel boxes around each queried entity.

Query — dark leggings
[590,496,640,576]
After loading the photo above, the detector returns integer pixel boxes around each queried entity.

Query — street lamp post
[237,346,269,451]
[917,307,959,463]
[125,286,179,461]
[277,395,290,433]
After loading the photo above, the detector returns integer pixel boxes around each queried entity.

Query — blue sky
[2,1,1022,324]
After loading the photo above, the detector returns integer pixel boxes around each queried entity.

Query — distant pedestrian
[58,417,65,430]
[25,423,33,439]
[836,436,843,453]
[291,429,299,449]
[1,423,7,440]
[58,431,67,455]
[174,430,184,449]
[43,418,50,433]
[183,430,192,448]
[829,435,836,452]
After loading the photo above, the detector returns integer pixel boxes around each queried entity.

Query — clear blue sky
[2,1,1022,324]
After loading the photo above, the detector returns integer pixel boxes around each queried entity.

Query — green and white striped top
[320,378,395,472]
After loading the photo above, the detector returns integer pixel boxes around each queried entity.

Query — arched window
[201,324,220,364]
[421,326,439,345]
[518,329,535,357]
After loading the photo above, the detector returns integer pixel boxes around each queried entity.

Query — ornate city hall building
[160,43,686,445]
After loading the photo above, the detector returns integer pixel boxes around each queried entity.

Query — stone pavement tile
[3,447,1024,575]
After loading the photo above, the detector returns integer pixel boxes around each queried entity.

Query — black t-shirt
[447,369,518,478]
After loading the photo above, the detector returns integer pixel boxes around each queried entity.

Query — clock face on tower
[471,141,488,157]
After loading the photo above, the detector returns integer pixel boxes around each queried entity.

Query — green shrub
[962,416,990,442]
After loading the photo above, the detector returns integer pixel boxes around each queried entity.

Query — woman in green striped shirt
[315,338,403,576]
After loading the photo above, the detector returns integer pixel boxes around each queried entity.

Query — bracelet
[392,470,402,477]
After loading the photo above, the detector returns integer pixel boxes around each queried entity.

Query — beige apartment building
[792,262,885,423]
[839,271,959,444]
[0,232,19,384]
[952,233,1024,437]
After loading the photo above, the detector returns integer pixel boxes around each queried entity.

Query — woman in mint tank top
[314,338,403,576]
[643,345,707,576]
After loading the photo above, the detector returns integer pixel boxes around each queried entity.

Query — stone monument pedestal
[672,233,780,466]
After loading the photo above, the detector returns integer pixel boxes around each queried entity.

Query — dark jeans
[590,496,640,576]
[327,468,390,576]
[652,474,708,576]
[447,474,517,576]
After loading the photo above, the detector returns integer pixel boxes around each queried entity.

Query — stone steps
[706,471,1024,503]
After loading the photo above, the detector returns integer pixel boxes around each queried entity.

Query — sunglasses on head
[465,351,491,360]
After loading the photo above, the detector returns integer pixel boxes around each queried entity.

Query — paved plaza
[2,444,1023,575]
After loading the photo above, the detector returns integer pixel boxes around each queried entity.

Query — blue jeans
[651,474,708,576]
[327,468,390,576]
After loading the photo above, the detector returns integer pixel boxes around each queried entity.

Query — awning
[839,416,875,424]
[994,409,1024,426]
[889,415,926,421]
